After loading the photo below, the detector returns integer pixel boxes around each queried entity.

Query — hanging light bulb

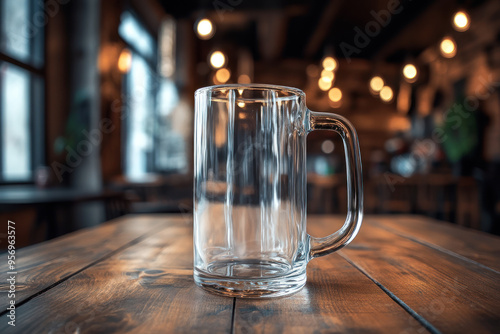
[196,18,215,40]
[320,69,335,82]
[215,68,230,84]
[318,78,332,91]
[452,11,470,32]
[328,87,342,102]
[380,86,394,102]
[370,76,384,93]
[440,37,457,58]
[209,51,226,69]
[322,57,337,71]
[402,63,418,83]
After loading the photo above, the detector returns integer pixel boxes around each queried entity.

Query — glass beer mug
[194,84,363,297]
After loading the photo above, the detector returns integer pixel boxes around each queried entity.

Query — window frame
[0,0,45,184]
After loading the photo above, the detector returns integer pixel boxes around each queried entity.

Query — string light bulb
[370,76,384,93]
[209,51,225,69]
[380,86,394,102]
[453,11,470,32]
[196,18,215,40]
[322,57,337,71]
[318,78,332,91]
[321,69,335,82]
[215,68,230,83]
[328,87,342,102]
[440,37,457,58]
[402,64,418,83]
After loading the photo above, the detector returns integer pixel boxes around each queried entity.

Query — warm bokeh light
[318,78,332,91]
[380,86,394,102]
[238,74,251,84]
[403,64,417,82]
[370,76,384,93]
[321,140,335,154]
[118,48,132,73]
[328,87,342,102]
[215,68,230,83]
[440,37,457,58]
[321,69,334,82]
[388,116,411,132]
[209,51,225,69]
[453,11,470,32]
[196,18,214,39]
[322,57,337,71]
[237,101,246,108]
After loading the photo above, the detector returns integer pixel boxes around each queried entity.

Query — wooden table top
[1,214,499,333]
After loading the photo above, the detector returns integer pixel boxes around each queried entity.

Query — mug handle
[306,111,364,259]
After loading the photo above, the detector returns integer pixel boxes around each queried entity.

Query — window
[119,12,157,179]
[119,11,185,179]
[0,0,44,182]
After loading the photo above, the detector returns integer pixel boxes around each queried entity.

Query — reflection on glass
[1,63,31,180]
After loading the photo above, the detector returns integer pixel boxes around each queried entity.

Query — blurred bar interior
[0,0,499,248]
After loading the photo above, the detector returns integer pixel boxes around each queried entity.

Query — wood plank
[234,254,430,333]
[308,216,500,333]
[371,215,500,272]
[0,214,170,309]
[0,217,233,333]
[3,214,498,333]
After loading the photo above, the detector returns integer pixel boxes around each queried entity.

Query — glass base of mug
[194,260,307,298]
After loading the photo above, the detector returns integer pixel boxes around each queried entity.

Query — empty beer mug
[194,84,363,297]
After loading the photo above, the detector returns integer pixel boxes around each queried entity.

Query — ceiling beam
[372,0,450,61]
[257,11,288,61]
[304,0,343,58]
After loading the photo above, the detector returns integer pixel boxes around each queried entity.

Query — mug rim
[195,84,305,101]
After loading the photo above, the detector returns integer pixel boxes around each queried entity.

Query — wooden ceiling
[158,0,483,63]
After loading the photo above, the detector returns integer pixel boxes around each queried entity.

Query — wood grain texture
[370,215,500,272]
[309,216,500,333]
[0,214,170,309]
[1,214,499,333]
[234,254,428,334]
[0,218,233,334]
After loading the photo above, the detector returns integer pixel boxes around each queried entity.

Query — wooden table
[1,214,499,333]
